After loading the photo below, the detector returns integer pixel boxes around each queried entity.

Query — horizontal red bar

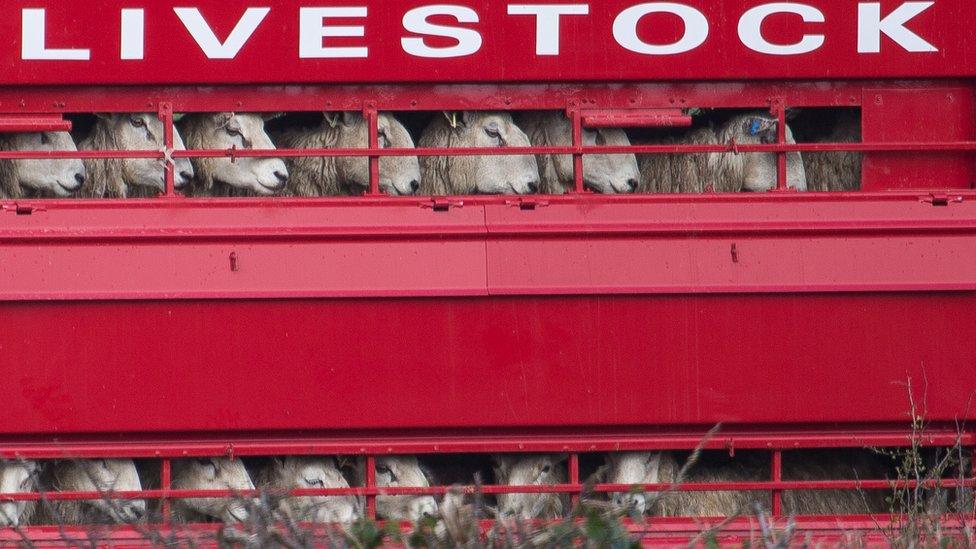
[582,109,693,128]
[0,114,71,133]
[0,142,974,162]
[0,428,969,458]
[2,478,972,502]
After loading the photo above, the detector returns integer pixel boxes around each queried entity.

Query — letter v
[175,7,270,59]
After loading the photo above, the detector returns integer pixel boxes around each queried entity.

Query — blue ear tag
[749,119,763,136]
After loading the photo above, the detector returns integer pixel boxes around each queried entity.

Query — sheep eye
[376,465,397,482]
[130,117,146,128]
[305,478,325,488]
[377,132,389,148]
[485,127,501,139]
[541,465,552,475]
[39,133,50,145]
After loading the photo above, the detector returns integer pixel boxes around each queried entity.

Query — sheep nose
[128,506,145,520]
[410,180,420,193]
[274,171,289,185]
[627,179,639,192]
[527,181,539,194]
[74,173,86,186]
[179,171,193,182]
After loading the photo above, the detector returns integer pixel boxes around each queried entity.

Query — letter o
[613,3,709,55]
[738,3,825,55]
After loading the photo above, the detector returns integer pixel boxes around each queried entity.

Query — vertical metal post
[569,453,580,508]
[161,457,172,523]
[570,108,584,193]
[366,455,377,519]
[365,106,381,196]
[772,450,783,516]
[158,103,176,197]
[772,100,788,191]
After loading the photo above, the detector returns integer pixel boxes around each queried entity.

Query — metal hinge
[2,203,46,215]
[506,198,550,211]
[921,193,964,207]
[421,198,464,212]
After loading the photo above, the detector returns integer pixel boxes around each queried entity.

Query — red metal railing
[0,428,972,528]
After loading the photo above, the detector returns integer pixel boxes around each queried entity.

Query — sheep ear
[262,112,284,122]
[460,111,474,127]
[94,113,113,121]
[341,111,363,127]
[552,453,569,466]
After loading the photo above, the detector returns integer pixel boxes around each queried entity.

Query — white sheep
[179,113,288,196]
[38,459,145,524]
[259,456,360,523]
[492,455,568,520]
[373,456,439,522]
[639,112,806,193]
[274,112,420,196]
[80,113,194,198]
[418,112,539,195]
[606,451,887,517]
[169,457,255,523]
[0,460,40,527]
[0,132,85,199]
[515,111,640,194]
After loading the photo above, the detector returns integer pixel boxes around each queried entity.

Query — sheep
[37,459,145,525]
[803,111,861,192]
[179,112,288,197]
[374,456,439,522]
[0,132,85,199]
[259,456,360,524]
[418,111,540,195]
[606,451,888,517]
[515,111,640,194]
[492,455,569,520]
[0,460,40,527]
[170,457,255,523]
[638,112,806,193]
[274,112,420,196]
[79,113,194,198]
[607,452,764,517]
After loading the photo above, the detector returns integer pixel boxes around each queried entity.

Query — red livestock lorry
[0,0,974,545]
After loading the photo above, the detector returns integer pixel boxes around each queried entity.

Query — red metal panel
[1,196,974,299]
[0,293,973,435]
[0,201,488,299]
[484,198,976,294]
[0,1,971,85]
[862,87,976,190]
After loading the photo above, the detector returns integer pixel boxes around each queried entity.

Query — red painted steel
[0,1,972,85]
[0,114,70,133]
[0,9,972,538]
[0,295,972,433]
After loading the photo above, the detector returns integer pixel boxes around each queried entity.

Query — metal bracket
[921,193,964,206]
[422,198,464,212]
[2,203,45,215]
[506,198,550,211]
